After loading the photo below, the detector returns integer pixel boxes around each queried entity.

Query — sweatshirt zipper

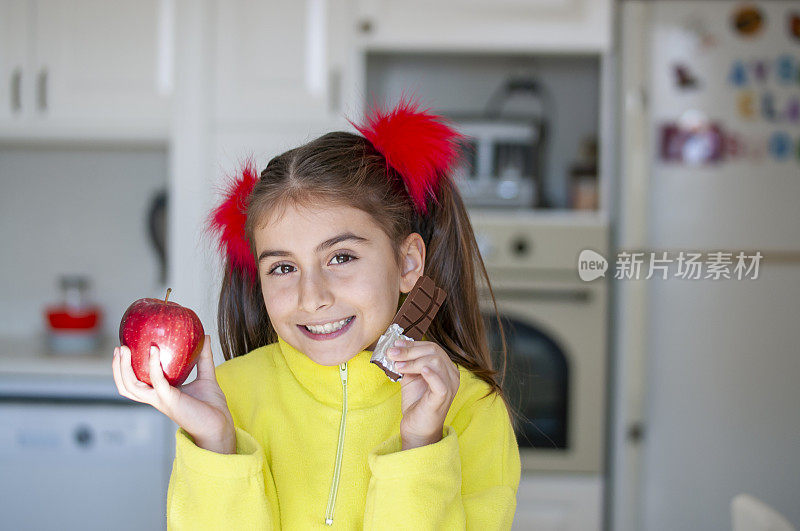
[325,362,348,526]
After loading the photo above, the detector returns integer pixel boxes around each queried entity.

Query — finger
[419,366,450,410]
[111,346,120,382]
[394,352,444,375]
[113,347,148,403]
[194,335,216,381]
[388,340,435,362]
[148,345,172,395]
[111,347,131,397]
[148,345,181,413]
[119,346,156,402]
[112,347,127,392]
[398,371,421,389]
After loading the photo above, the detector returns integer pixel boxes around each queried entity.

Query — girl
[112,99,521,530]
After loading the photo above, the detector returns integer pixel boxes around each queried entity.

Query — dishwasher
[0,373,177,530]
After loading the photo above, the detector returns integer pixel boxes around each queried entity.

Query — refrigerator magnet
[732,5,764,38]
[673,64,700,89]
[784,97,799,124]
[737,91,756,120]
[767,132,792,161]
[789,12,800,42]
[728,60,748,87]
[776,55,796,85]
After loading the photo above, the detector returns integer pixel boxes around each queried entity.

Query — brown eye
[268,264,295,275]
[330,253,356,265]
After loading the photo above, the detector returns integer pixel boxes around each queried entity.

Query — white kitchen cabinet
[355,0,612,53]
[0,0,29,125]
[0,0,170,141]
[214,0,359,126]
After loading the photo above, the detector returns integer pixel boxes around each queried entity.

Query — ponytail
[413,176,517,428]
[217,258,273,361]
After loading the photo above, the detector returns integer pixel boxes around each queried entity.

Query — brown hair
[214,131,517,426]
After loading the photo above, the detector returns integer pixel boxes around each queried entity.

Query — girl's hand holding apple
[113,289,235,453]
[112,336,236,454]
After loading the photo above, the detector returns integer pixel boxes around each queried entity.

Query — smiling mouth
[299,316,355,336]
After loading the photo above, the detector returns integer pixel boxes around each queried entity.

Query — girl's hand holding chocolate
[387,338,460,450]
[112,335,236,454]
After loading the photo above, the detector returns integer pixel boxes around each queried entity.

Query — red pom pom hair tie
[349,97,464,216]
[205,158,260,283]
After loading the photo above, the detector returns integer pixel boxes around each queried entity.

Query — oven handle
[480,287,593,303]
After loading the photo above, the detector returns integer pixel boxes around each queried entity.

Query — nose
[297,269,334,313]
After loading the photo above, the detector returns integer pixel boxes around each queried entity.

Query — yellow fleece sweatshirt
[166,336,521,530]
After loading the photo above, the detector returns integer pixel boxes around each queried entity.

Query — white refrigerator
[612,2,800,530]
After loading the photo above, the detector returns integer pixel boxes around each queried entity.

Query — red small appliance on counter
[43,275,103,354]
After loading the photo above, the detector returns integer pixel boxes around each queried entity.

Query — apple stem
[164,288,172,303]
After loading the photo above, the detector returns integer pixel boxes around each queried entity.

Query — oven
[469,211,608,474]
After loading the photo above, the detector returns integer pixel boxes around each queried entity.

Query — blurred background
[1,0,798,529]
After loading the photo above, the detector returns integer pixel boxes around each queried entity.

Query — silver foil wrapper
[370,323,413,382]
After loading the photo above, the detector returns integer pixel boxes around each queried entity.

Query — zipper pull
[339,362,348,384]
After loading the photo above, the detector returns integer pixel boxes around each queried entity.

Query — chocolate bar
[370,324,412,381]
[369,275,447,381]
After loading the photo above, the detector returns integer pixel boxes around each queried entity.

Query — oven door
[483,310,569,451]
[480,280,607,474]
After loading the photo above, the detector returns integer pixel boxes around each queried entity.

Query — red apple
[119,288,205,387]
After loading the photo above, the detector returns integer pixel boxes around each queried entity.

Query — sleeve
[166,425,281,530]
[363,392,521,531]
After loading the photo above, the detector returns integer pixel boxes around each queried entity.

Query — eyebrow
[257,232,370,263]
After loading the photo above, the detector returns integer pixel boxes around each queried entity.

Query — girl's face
[254,201,425,366]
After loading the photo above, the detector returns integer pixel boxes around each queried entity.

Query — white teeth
[304,317,352,334]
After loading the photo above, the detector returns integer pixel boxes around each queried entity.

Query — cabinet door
[355,0,612,52]
[214,0,354,125]
[0,0,31,125]
[32,0,170,131]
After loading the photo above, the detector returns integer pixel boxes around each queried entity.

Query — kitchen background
[1,1,798,530]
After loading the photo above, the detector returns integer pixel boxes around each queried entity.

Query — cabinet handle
[37,68,48,111]
[11,68,22,113]
[627,422,645,444]
[358,19,373,34]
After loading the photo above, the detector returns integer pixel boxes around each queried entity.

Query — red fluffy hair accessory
[349,97,464,215]
[204,158,259,283]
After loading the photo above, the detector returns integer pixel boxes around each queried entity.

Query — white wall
[0,145,168,338]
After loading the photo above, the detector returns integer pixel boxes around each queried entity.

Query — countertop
[0,334,116,378]
[0,334,124,399]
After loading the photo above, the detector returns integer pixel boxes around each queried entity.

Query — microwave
[449,117,544,208]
